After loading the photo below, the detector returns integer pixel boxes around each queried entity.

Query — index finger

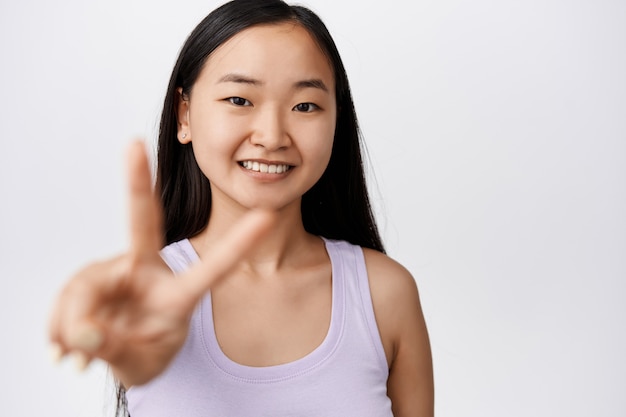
[127,140,163,256]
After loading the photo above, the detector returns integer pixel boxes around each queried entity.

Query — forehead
[197,23,335,89]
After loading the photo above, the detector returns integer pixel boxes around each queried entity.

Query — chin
[241,197,300,213]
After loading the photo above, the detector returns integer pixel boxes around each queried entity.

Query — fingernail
[72,351,90,372]
[49,343,63,364]
[72,325,103,353]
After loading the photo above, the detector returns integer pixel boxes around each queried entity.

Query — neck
[190,198,313,273]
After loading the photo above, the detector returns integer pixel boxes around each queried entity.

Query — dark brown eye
[228,97,251,106]
[293,102,319,112]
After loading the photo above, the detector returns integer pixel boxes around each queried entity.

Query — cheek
[188,123,241,183]
[190,113,244,155]
[317,120,336,163]
[302,125,334,172]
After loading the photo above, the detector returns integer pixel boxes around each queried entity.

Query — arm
[364,249,434,417]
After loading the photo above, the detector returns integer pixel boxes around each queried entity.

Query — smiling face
[177,22,337,214]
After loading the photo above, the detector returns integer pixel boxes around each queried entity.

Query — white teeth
[241,161,290,174]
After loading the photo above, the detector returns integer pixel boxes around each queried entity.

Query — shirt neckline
[180,237,346,383]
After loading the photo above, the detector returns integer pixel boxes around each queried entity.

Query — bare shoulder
[362,248,419,309]
[361,249,422,361]
[362,248,434,417]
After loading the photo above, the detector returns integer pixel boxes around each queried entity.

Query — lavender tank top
[126,238,393,416]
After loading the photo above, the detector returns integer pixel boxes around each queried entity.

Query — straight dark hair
[117,0,383,415]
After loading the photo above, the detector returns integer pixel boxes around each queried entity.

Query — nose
[249,106,291,151]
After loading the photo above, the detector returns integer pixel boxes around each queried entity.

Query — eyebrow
[294,79,329,93]
[218,73,261,85]
[217,73,329,93]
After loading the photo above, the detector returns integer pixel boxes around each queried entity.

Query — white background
[1,0,624,416]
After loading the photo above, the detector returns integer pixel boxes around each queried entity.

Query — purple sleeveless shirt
[126,238,393,416]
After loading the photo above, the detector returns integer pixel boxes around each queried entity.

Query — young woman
[49,1,434,416]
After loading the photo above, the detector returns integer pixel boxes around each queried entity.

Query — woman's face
[178,23,337,213]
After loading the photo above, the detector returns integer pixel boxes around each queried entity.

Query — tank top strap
[322,238,388,372]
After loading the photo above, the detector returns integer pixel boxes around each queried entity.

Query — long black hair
[117,1,383,415]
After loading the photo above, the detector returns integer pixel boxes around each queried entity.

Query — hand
[48,141,275,387]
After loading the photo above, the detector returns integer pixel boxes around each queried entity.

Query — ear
[176,87,191,144]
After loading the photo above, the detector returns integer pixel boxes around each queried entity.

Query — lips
[239,160,292,174]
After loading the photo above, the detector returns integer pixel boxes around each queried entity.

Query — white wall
[1,0,624,416]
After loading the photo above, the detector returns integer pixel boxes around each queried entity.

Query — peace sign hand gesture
[48,141,275,387]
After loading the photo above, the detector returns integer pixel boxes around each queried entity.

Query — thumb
[178,210,276,303]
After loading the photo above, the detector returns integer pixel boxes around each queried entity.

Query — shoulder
[362,248,421,323]
[361,248,417,295]
[361,249,422,363]
[362,248,434,416]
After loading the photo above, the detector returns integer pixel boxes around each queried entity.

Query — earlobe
[176,87,192,144]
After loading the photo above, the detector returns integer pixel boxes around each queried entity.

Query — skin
[49,23,433,417]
